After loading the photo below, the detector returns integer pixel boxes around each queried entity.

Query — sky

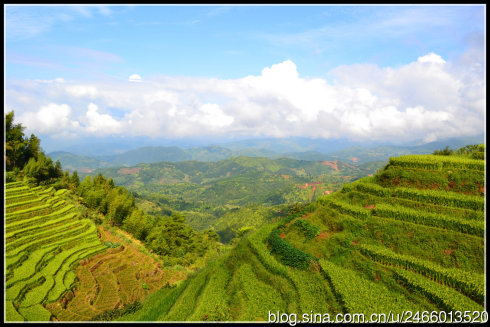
[4,4,486,151]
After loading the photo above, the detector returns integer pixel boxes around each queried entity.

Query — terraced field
[46,225,186,321]
[119,153,485,321]
[5,182,107,322]
[287,154,485,314]
[5,182,188,322]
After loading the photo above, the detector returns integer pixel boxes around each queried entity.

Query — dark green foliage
[5,111,28,171]
[433,146,454,156]
[292,219,320,240]
[23,153,63,185]
[145,213,210,265]
[104,241,120,248]
[123,209,151,240]
[5,111,57,182]
[268,229,317,269]
[455,144,485,158]
[92,301,142,321]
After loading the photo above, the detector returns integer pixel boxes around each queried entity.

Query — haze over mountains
[49,135,485,172]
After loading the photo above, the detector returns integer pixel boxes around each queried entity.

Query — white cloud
[190,103,234,129]
[7,50,485,144]
[85,103,122,135]
[18,103,76,134]
[65,85,98,97]
[128,74,142,82]
[417,52,446,64]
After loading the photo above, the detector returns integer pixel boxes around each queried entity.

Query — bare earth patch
[321,161,339,171]
[443,249,455,255]
[363,204,376,210]
[318,231,330,239]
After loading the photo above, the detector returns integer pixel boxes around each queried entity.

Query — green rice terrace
[4,182,186,322]
[117,152,486,322]
[5,182,107,321]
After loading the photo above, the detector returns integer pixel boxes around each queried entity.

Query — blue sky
[4,5,486,150]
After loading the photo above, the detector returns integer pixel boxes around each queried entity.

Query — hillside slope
[117,152,485,322]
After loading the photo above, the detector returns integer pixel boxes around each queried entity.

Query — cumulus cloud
[85,103,123,135]
[128,74,142,82]
[417,52,446,64]
[6,50,485,144]
[18,103,78,135]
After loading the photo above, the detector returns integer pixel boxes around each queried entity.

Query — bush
[268,229,317,270]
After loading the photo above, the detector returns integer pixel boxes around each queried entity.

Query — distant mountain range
[49,134,484,173]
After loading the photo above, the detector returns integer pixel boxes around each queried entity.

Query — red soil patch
[282,175,290,179]
[363,204,376,210]
[318,231,330,239]
[351,240,358,245]
[324,190,333,195]
[351,157,358,163]
[79,167,94,173]
[479,186,485,193]
[298,183,309,189]
[375,271,380,281]
[443,249,455,255]
[322,161,338,171]
[117,167,141,175]
[279,233,286,239]
[301,213,312,220]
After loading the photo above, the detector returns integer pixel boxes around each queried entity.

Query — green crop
[392,268,483,312]
[359,244,484,305]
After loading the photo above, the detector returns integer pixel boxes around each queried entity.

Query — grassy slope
[118,152,485,321]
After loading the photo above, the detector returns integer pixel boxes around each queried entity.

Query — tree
[70,170,80,189]
[23,152,62,184]
[24,134,41,163]
[433,146,453,156]
[124,209,150,240]
[5,111,27,171]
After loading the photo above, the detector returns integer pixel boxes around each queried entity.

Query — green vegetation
[319,259,422,315]
[268,229,317,269]
[86,155,378,241]
[6,111,63,185]
[359,243,484,305]
[392,268,483,312]
[5,182,106,321]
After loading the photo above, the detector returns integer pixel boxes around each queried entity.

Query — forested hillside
[85,156,383,240]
